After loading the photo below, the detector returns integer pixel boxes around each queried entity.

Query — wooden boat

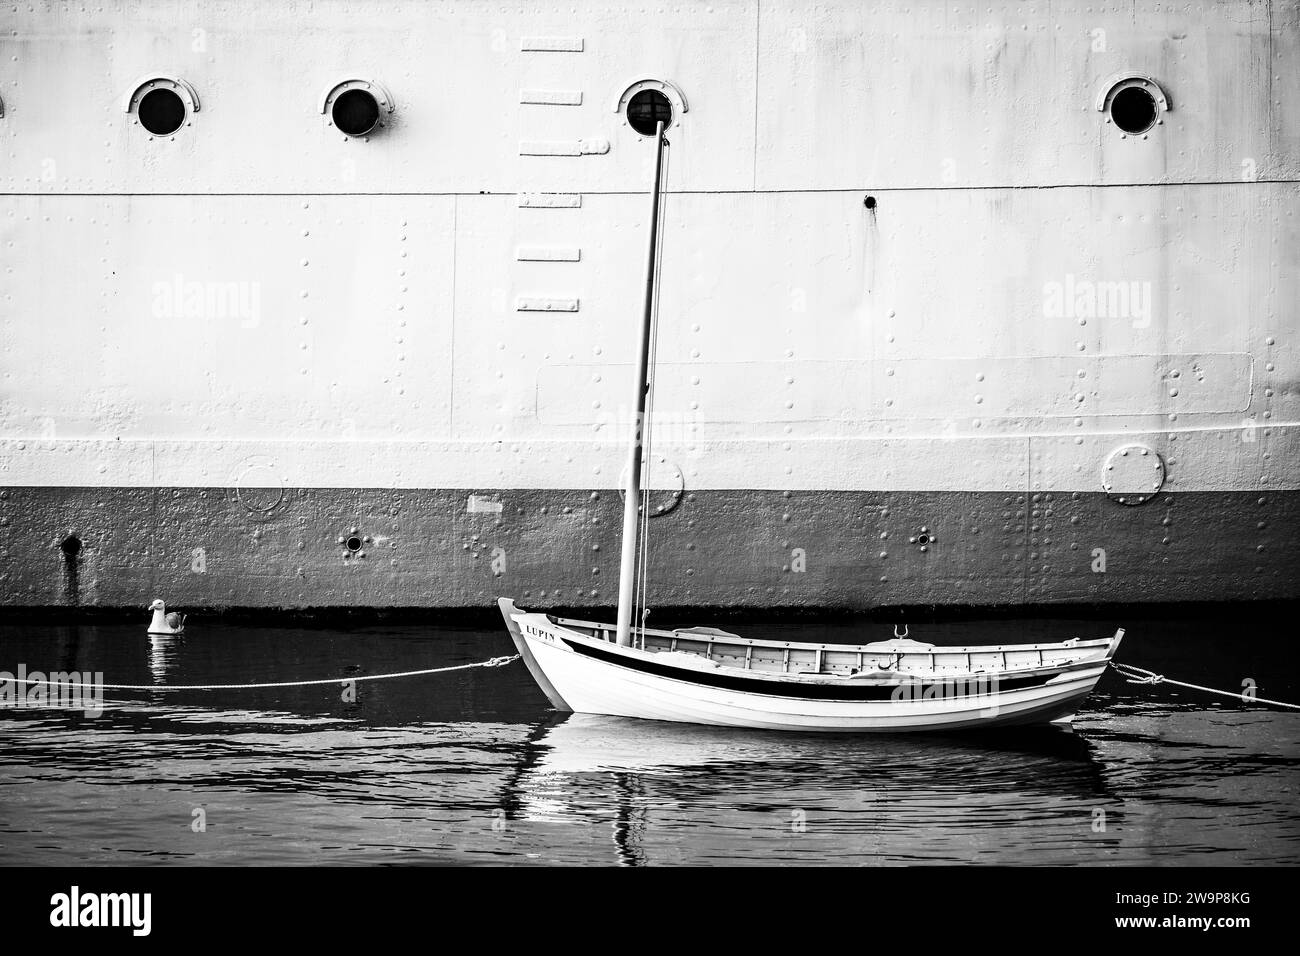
[499,121,1126,732]
[499,599,1123,732]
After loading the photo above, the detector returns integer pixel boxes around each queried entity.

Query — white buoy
[147,598,186,635]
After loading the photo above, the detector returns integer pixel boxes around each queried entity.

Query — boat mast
[616,121,667,648]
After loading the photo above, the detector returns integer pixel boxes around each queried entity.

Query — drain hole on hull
[60,534,82,605]
[864,195,877,209]
[345,535,363,553]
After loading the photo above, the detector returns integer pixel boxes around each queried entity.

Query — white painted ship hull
[3,2,1297,610]
[500,599,1123,732]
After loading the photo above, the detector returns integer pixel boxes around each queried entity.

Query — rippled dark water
[1,612,1297,865]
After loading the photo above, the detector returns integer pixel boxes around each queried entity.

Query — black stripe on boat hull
[561,637,1060,701]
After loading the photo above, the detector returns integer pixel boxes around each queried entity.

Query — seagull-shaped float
[147,598,186,635]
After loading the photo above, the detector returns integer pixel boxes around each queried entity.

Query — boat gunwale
[549,630,1106,703]
[545,612,1121,657]
[516,612,1121,687]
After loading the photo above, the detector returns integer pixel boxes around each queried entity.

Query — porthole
[138,88,187,135]
[320,79,395,138]
[626,89,673,135]
[1096,74,1170,138]
[122,75,200,138]
[1110,87,1157,134]
[332,89,380,136]
[345,535,363,553]
[614,79,688,136]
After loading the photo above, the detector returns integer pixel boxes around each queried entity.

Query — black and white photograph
[0,0,1295,935]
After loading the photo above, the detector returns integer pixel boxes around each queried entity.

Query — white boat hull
[499,599,1123,733]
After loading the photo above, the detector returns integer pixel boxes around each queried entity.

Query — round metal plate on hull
[1102,443,1165,506]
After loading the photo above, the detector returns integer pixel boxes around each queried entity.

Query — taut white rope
[6,654,520,692]
[1111,661,1300,711]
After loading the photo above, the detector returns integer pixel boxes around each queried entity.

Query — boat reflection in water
[505,713,1109,865]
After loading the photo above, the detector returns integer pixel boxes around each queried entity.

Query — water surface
[1,613,1296,865]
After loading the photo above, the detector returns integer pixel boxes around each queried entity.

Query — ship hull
[4,485,1294,609]
[3,2,1297,611]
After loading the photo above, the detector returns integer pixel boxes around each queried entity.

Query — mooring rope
[6,655,520,692]
[1111,661,1300,711]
